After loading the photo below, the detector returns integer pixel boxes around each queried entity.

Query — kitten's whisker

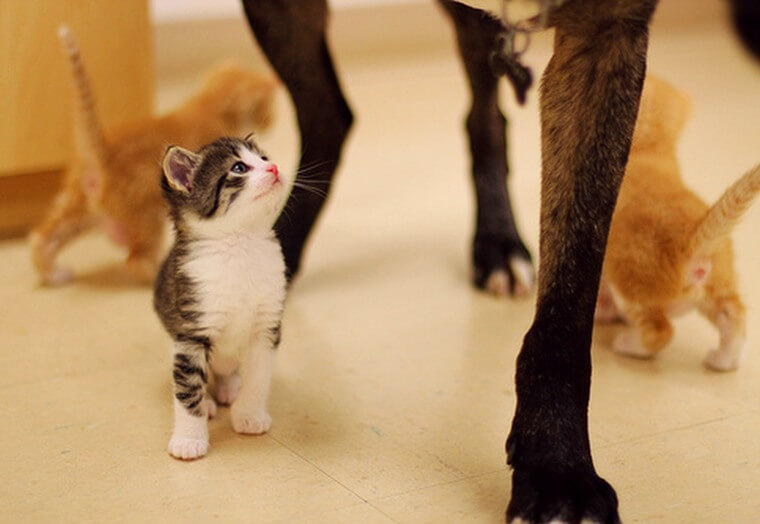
[295,166,331,178]
[297,158,330,170]
[292,181,328,199]
[294,176,330,185]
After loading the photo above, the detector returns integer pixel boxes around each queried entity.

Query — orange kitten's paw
[168,436,209,460]
[612,330,653,359]
[704,348,741,372]
[231,405,271,435]
[41,267,74,286]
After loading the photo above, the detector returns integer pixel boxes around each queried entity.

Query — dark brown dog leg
[241,0,353,281]
[730,0,760,57]
[438,0,534,298]
[506,2,657,522]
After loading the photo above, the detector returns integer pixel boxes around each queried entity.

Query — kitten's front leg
[230,327,278,435]
[168,341,211,460]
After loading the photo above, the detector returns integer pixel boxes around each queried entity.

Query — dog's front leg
[506,2,657,523]
[241,0,353,282]
[439,0,534,298]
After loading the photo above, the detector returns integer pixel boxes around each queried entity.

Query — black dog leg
[241,0,353,281]
[506,2,657,522]
[438,0,534,298]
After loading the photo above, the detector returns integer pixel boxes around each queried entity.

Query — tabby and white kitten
[154,136,288,460]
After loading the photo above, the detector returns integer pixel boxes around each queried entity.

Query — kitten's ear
[162,146,200,193]
[244,132,255,145]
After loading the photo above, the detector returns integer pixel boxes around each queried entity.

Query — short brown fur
[29,28,277,285]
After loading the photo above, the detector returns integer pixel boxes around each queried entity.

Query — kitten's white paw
[206,396,218,419]
[704,349,741,372]
[612,329,653,359]
[214,373,241,405]
[168,436,209,460]
[231,406,272,435]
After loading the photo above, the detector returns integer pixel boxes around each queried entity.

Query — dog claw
[473,233,534,299]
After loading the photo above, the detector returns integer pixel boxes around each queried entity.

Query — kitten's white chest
[185,232,285,349]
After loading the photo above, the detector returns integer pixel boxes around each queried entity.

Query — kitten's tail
[58,25,108,168]
[690,162,760,257]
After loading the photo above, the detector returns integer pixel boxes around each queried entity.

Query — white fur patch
[168,398,209,460]
[184,232,285,357]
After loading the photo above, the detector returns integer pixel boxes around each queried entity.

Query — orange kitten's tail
[690,162,760,257]
[58,25,107,168]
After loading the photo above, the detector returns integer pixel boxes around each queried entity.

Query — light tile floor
[4,12,760,524]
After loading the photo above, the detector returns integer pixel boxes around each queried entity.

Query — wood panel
[0,0,153,176]
[0,170,63,239]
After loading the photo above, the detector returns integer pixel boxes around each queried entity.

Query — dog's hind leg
[438,0,534,298]
[241,0,353,282]
[506,2,657,523]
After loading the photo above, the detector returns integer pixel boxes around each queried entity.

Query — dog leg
[241,0,353,282]
[506,2,657,523]
[439,0,534,298]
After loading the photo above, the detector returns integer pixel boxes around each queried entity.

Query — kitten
[596,75,760,371]
[30,26,277,285]
[154,136,288,460]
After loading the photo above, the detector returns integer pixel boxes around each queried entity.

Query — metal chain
[492,0,559,104]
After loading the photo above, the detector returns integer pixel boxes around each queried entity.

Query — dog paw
[507,466,620,524]
[473,233,534,298]
[168,436,209,460]
[213,372,241,405]
[231,405,272,435]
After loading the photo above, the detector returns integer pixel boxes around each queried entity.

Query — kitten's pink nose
[266,163,279,179]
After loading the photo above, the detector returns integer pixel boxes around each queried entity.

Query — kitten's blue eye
[231,161,249,174]
[260,156,269,162]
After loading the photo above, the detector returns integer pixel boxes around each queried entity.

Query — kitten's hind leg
[613,307,673,359]
[438,0,534,298]
[209,353,241,406]
[595,280,626,324]
[699,296,746,371]
[230,327,278,435]
[168,340,211,460]
[29,185,96,285]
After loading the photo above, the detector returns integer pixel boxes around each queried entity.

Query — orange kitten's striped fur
[30,26,277,285]
[596,75,760,371]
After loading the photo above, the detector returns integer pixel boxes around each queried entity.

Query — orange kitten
[596,75,760,371]
[30,26,277,285]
